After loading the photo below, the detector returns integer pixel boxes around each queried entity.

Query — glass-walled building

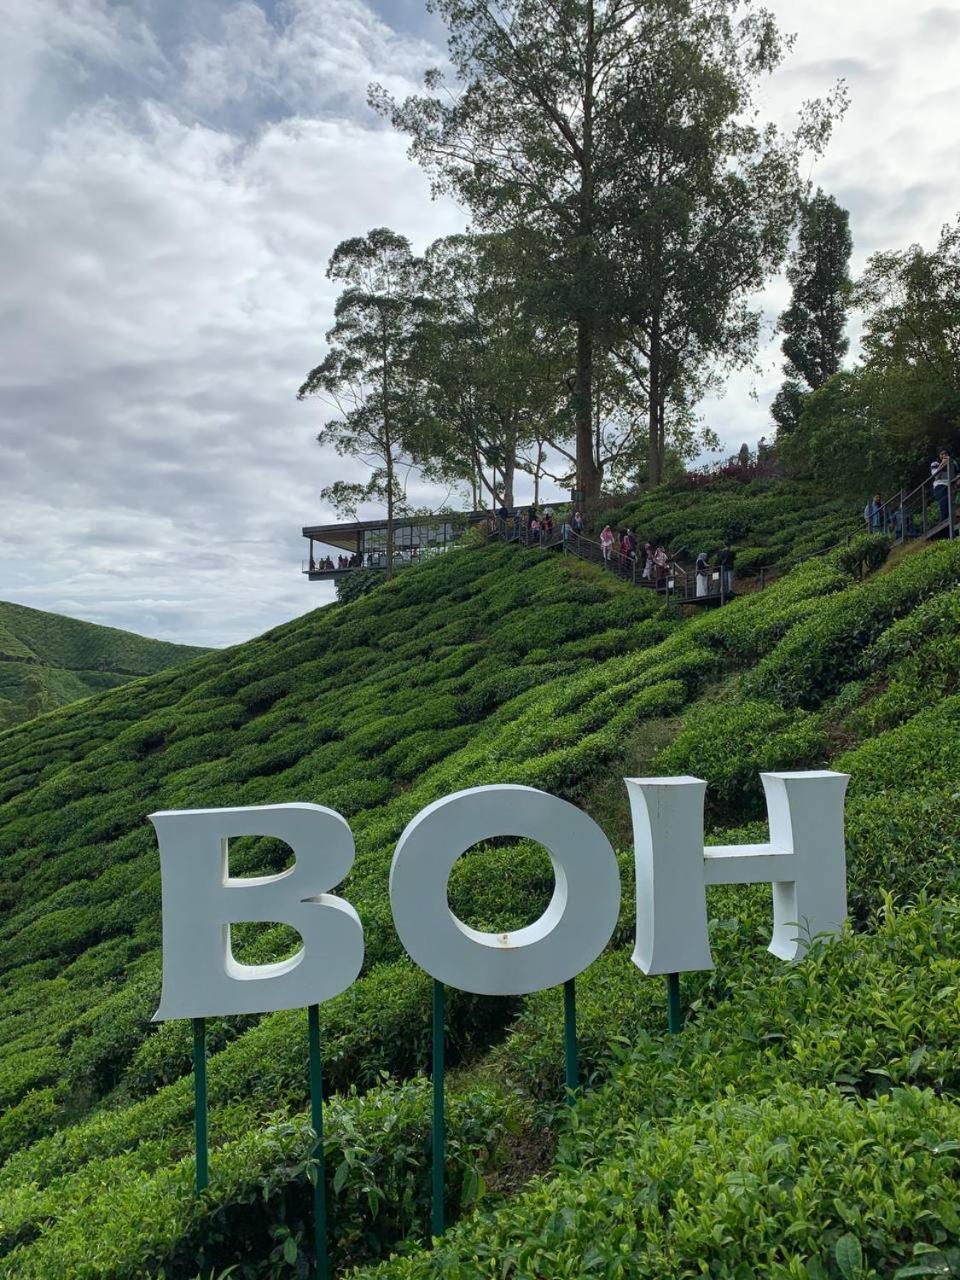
[302,513,487,580]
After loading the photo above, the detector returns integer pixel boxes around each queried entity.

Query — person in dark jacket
[718,547,735,596]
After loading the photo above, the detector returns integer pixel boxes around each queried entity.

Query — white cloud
[0,0,464,647]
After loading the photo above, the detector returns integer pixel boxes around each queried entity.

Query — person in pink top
[600,524,615,562]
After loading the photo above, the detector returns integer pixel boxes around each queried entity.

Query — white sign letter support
[390,785,621,996]
[150,803,363,1021]
[626,770,849,975]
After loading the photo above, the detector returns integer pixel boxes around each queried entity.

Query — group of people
[598,526,667,578]
[863,448,957,537]
[492,502,737,599]
[309,552,363,572]
[696,548,736,598]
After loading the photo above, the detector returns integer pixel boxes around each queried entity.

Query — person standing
[561,516,573,546]
[572,509,584,535]
[863,494,885,532]
[931,449,952,525]
[718,546,735,597]
[600,525,615,562]
[696,550,709,598]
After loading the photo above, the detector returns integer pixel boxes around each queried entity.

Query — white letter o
[389,785,621,995]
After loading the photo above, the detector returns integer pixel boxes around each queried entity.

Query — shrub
[833,531,892,579]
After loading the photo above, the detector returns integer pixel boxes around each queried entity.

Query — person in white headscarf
[696,550,709,598]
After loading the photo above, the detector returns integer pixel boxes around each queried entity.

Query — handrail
[489,518,725,598]
[878,458,958,543]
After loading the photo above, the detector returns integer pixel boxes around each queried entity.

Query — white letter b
[150,803,363,1020]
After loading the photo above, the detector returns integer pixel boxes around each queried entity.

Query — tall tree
[297,228,428,579]
[372,1,843,497]
[772,189,852,435]
[605,11,843,483]
[370,1,632,507]
[412,233,563,506]
[853,215,960,458]
[779,216,960,493]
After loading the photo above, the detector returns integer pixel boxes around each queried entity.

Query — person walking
[641,542,653,580]
[572,510,584,535]
[529,516,541,544]
[696,550,709,598]
[561,516,573,546]
[931,449,952,525]
[600,524,615,562]
[653,544,669,584]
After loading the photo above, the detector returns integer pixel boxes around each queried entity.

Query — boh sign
[151,771,848,1271]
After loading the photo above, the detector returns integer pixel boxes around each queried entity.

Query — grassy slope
[0,600,209,727]
[0,482,958,1276]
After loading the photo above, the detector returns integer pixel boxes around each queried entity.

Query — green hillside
[0,600,209,728]
[0,481,958,1277]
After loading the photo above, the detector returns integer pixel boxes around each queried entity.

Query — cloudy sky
[1,0,957,647]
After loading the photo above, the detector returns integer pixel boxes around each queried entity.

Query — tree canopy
[373,0,844,496]
[772,189,853,436]
[298,228,430,577]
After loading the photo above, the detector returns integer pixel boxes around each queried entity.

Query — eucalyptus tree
[371,0,638,507]
[772,190,853,436]
[297,228,429,579]
[413,232,565,506]
[605,9,846,482]
[372,0,844,498]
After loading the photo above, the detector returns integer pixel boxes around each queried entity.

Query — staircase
[489,518,732,605]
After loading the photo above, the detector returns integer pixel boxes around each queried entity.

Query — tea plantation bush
[2,494,960,1276]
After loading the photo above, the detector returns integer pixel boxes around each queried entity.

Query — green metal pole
[432,980,446,1239]
[308,1005,330,1279]
[563,977,578,1103]
[666,973,682,1035]
[192,1017,209,1193]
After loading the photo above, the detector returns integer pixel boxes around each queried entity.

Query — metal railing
[878,460,958,544]
[490,518,709,598]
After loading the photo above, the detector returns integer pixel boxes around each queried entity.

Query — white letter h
[626,771,849,975]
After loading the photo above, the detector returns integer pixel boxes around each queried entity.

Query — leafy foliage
[772,189,853,435]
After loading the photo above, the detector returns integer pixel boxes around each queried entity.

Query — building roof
[302,512,487,540]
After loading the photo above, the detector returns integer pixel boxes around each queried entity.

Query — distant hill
[0,600,209,728]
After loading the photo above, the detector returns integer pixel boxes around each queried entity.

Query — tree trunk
[575,1,602,510]
[382,325,395,580]
[648,316,663,487]
[385,444,395,581]
[502,447,516,507]
[504,432,519,506]
[575,321,600,504]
